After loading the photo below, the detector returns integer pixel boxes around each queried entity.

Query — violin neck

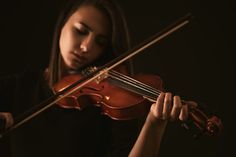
[107,70,160,102]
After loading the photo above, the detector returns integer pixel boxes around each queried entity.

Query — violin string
[110,70,161,94]
[108,72,156,95]
[109,71,161,97]
[108,74,158,100]
[108,70,161,98]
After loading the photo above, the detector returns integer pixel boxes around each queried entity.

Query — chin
[71,64,88,72]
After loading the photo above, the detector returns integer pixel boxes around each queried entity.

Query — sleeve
[0,74,18,112]
[108,117,145,157]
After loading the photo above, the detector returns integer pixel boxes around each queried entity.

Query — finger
[186,101,198,108]
[170,95,182,121]
[151,92,165,119]
[162,92,172,119]
[179,104,188,121]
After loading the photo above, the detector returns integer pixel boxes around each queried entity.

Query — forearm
[129,113,167,157]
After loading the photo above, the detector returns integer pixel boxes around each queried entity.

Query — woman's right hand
[0,112,14,131]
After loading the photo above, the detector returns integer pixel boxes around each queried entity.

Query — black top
[0,69,144,157]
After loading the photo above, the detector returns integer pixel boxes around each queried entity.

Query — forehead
[70,5,111,36]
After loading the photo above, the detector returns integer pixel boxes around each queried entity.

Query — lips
[72,52,87,64]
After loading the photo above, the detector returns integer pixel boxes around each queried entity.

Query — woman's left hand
[148,92,196,124]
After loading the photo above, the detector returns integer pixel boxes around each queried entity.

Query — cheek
[59,30,69,54]
[59,28,75,60]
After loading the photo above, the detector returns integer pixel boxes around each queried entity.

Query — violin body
[53,73,163,120]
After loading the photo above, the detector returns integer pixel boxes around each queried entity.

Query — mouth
[72,52,87,64]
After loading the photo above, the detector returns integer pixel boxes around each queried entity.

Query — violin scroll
[183,104,223,138]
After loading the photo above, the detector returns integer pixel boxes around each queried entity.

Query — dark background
[0,0,235,156]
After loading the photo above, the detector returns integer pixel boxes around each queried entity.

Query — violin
[53,66,223,137]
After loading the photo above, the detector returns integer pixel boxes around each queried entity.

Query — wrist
[146,112,168,129]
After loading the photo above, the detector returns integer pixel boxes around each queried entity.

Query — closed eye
[74,22,89,35]
[75,27,88,35]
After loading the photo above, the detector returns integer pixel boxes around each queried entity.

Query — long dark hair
[47,0,132,87]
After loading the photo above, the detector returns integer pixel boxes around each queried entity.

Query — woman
[0,0,190,156]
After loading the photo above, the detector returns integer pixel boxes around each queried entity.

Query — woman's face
[59,5,111,70]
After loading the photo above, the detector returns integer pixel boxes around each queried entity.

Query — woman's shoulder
[0,67,46,82]
[0,67,48,96]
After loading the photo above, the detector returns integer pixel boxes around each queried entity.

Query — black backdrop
[0,0,235,157]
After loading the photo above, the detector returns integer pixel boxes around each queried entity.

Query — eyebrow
[80,22,92,31]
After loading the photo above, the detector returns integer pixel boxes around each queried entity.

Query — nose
[80,35,94,53]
